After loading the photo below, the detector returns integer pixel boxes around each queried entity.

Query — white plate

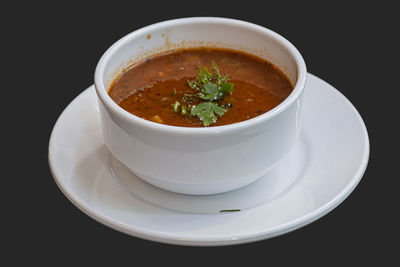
[48,73,369,246]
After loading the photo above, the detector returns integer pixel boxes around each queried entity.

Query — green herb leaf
[191,102,226,127]
[173,101,180,112]
[219,209,241,212]
[181,105,189,115]
[220,82,234,94]
[198,82,219,100]
[211,61,221,76]
[211,61,230,86]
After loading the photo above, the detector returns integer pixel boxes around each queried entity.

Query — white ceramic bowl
[94,17,307,195]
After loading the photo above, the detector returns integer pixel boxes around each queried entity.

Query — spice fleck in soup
[108,48,293,127]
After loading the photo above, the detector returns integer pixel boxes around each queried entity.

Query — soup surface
[108,47,293,127]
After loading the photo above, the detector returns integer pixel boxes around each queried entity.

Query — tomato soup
[108,47,293,127]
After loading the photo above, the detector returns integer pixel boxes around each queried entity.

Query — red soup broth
[108,47,293,127]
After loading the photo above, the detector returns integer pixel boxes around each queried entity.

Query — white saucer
[48,73,369,246]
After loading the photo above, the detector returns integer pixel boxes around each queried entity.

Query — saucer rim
[48,73,370,246]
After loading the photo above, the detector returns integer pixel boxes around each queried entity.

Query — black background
[5,1,398,265]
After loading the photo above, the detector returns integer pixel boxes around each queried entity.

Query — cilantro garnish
[191,102,226,127]
[174,61,233,126]
[198,82,219,100]
[188,61,234,102]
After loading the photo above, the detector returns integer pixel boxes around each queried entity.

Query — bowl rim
[94,17,307,135]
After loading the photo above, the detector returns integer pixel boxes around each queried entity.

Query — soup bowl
[94,17,307,195]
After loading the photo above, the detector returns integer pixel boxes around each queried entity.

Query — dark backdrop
[4,1,397,265]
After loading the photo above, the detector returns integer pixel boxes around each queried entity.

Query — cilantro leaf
[198,82,219,100]
[220,82,234,94]
[191,102,226,126]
